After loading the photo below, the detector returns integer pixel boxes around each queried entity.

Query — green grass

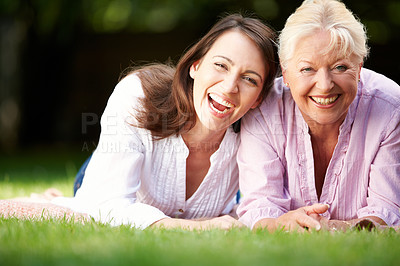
[1,219,400,266]
[1,149,400,266]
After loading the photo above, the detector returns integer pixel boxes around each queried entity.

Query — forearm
[150,215,244,230]
[321,216,387,232]
[354,216,386,226]
[150,218,200,230]
[253,209,387,233]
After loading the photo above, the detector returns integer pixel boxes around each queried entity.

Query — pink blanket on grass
[0,200,88,221]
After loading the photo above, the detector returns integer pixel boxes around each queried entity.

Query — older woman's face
[283,31,362,128]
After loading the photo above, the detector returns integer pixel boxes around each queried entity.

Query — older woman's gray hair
[278,0,369,70]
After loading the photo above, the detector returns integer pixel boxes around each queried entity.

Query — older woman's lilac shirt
[237,68,400,228]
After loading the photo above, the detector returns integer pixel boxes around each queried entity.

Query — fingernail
[316,224,321,231]
[324,204,330,208]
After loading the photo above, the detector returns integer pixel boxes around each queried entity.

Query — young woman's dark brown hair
[134,14,278,139]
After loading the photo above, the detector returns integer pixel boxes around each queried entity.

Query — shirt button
[178,209,184,213]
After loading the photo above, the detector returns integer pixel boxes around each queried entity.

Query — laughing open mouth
[310,95,340,105]
[208,93,235,114]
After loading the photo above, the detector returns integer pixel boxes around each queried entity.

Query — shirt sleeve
[53,74,168,229]
[357,112,400,226]
[236,105,291,229]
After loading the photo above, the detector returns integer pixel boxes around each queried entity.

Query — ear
[189,60,200,79]
[281,68,287,85]
[358,62,363,77]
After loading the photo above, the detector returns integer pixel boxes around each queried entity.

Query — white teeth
[209,93,235,108]
[311,95,339,105]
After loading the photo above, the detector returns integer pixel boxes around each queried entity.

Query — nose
[221,74,239,94]
[315,69,334,92]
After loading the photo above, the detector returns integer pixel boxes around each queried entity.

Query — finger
[309,213,321,220]
[303,203,329,215]
[296,226,307,233]
[218,216,242,228]
[282,222,306,233]
[296,214,321,231]
[226,218,245,228]
[229,219,245,228]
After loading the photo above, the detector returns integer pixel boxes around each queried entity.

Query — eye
[301,67,313,73]
[242,76,258,86]
[335,65,348,72]
[214,63,228,70]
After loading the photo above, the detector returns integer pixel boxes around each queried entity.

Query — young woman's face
[283,31,361,129]
[189,30,266,132]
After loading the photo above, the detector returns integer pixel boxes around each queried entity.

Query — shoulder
[354,68,400,137]
[113,73,145,99]
[224,126,240,147]
[359,68,400,108]
[243,76,294,127]
[100,73,146,129]
[104,74,145,114]
[259,76,295,113]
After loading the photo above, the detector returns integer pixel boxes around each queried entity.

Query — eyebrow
[213,55,263,82]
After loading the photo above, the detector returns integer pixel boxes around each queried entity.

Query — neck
[308,123,340,141]
[302,115,344,141]
[181,123,227,153]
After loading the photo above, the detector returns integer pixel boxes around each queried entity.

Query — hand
[317,217,352,232]
[313,216,385,232]
[151,215,245,230]
[253,203,329,233]
[199,215,245,230]
[351,216,385,231]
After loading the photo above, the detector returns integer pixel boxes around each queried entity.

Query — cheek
[243,89,262,108]
[192,84,203,107]
[193,79,205,97]
[345,87,358,104]
[340,79,358,96]
[287,77,310,95]
[289,88,306,101]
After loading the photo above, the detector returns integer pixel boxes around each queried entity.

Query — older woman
[237,0,400,232]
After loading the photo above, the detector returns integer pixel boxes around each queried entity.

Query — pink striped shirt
[237,68,400,228]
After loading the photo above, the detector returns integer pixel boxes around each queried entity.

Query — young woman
[39,13,278,230]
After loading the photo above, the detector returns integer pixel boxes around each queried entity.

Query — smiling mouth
[310,95,340,105]
[208,93,235,114]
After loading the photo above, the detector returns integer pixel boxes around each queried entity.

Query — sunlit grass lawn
[1,149,400,266]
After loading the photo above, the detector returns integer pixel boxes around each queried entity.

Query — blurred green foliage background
[0,0,399,154]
